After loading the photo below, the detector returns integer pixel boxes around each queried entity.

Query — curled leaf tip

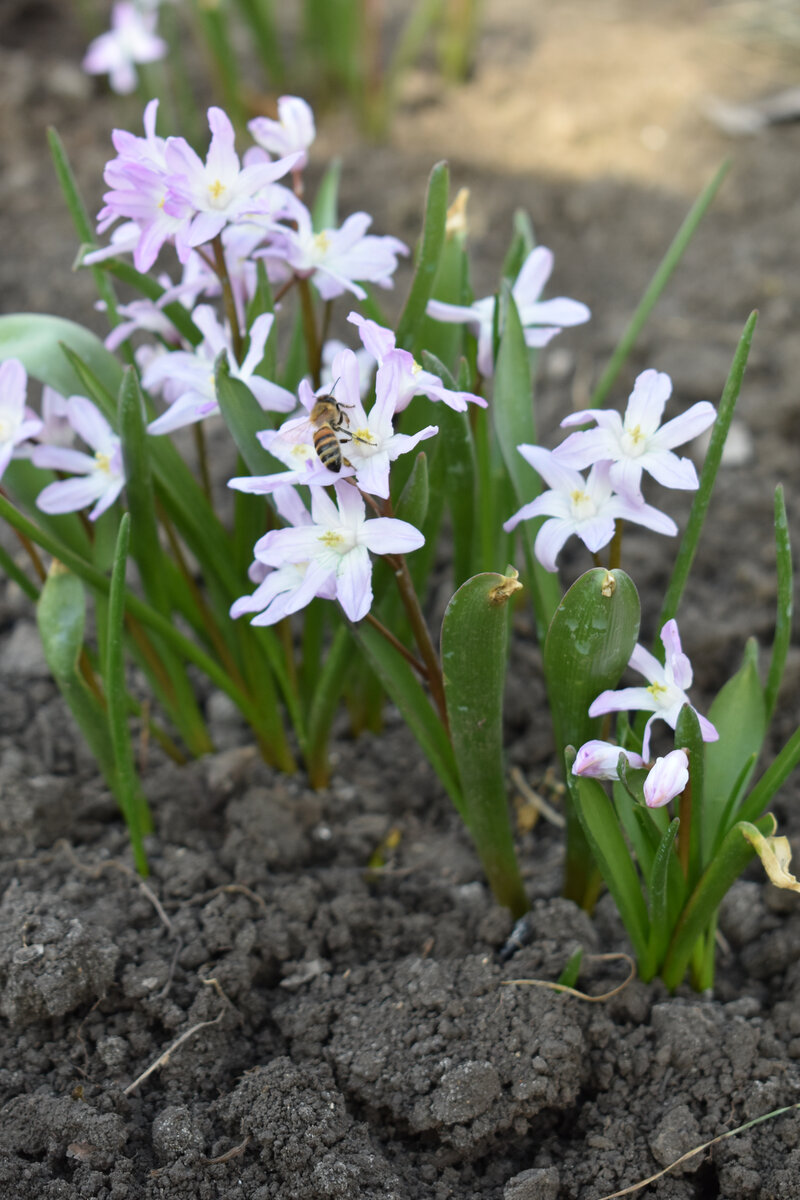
[741,821,800,894]
[600,570,616,598]
[446,188,470,238]
[489,567,523,607]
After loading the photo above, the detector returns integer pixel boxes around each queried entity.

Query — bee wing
[259,412,319,468]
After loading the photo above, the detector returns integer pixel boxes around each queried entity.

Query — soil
[2,1,800,1197]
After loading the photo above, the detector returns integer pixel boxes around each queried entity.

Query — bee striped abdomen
[313,424,343,472]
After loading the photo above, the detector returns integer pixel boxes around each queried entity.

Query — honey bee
[310,392,352,474]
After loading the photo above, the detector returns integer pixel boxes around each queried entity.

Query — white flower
[249,96,316,170]
[248,481,425,623]
[33,397,125,521]
[426,246,590,376]
[503,446,677,572]
[0,360,43,477]
[554,369,716,504]
[82,2,167,95]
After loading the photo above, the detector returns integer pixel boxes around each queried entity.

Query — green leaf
[312,158,342,231]
[501,209,536,283]
[647,817,681,967]
[95,257,202,346]
[591,160,730,408]
[765,484,793,724]
[492,288,561,635]
[546,568,641,906]
[441,571,528,917]
[215,354,276,476]
[661,813,776,991]
[395,161,450,351]
[36,566,117,792]
[118,368,163,608]
[47,127,122,335]
[105,514,150,874]
[118,368,213,757]
[0,313,123,400]
[565,763,652,973]
[395,449,429,531]
[557,947,583,989]
[733,726,800,829]
[703,639,765,861]
[675,703,705,887]
[352,619,462,811]
[658,311,757,632]
[544,569,641,762]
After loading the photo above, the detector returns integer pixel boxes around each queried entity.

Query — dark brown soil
[2,2,800,1198]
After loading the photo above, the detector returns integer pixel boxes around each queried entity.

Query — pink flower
[347,312,486,413]
[589,619,718,761]
[259,206,408,301]
[231,486,337,625]
[572,740,647,780]
[164,108,301,259]
[643,750,689,809]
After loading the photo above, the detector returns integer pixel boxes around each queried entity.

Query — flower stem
[608,519,624,571]
[211,235,243,364]
[386,550,450,733]
[193,422,213,503]
[678,778,692,878]
[364,611,428,678]
[297,276,321,386]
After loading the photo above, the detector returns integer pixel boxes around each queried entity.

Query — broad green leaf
[703,640,765,861]
[544,569,640,762]
[37,566,116,792]
[735,725,800,829]
[395,161,449,351]
[546,568,640,906]
[441,571,528,917]
[0,314,122,400]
